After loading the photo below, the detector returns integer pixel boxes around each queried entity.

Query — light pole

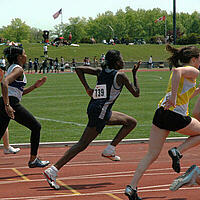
[107,25,114,39]
[173,0,176,45]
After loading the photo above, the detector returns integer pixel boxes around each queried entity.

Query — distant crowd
[0,53,106,74]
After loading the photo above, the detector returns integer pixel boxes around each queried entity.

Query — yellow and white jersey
[158,66,196,116]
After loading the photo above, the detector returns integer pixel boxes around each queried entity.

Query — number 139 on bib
[92,84,107,99]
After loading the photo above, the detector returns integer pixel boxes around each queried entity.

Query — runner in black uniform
[1,45,49,168]
[43,50,142,189]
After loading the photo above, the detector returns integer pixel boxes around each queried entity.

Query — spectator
[148,56,153,69]
[72,58,76,67]
[54,57,59,73]
[33,58,39,73]
[68,32,72,44]
[91,37,96,44]
[46,60,50,73]
[93,56,98,67]
[28,58,33,73]
[60,56,65,72]
[43,45,48,57]
[109,38,114,45]
[100,53,105,64]
[70,58,76,72]
[39,59,48,74]
[49,59,54,73]
[83,57,90,66]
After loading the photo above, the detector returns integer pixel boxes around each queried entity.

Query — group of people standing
[27,57,65,74]
[1,44,200,200]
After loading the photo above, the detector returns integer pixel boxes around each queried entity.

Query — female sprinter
[43,50,142,189]
[125,45,200,200]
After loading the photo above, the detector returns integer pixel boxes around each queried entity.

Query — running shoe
[4,146,20,154]
[43,167,60,190]
[28,158,50,168]
[170,165,200,191]
[125,185,142,200]
[168,147,183,173]
[102,148,120,161]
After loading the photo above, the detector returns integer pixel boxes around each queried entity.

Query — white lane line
[0,164,198,199]
[0,185,200,200]
[24,91,164,99]
[36,116,85,127]
[0,167,189,185]
[36,116,150,127]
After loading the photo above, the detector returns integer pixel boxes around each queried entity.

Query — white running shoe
[102,148,120,161]
[43,167,60,190]
[4,146,20,154]
[170,165,200,191]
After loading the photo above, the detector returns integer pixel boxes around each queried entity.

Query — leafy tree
[52,23,66,38]
[64,17,87,43]
[1,8,200,45]
[29,27,43,43]
[2,18,30,42]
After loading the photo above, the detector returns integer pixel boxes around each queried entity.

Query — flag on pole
[154,16,166,23]
[53,9,62,19]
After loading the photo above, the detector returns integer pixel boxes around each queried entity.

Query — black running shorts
[153,107,191,131]
[87,103,111,134]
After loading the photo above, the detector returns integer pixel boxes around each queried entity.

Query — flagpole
[165,17,167,43]
[173,0,176,44]
[61,9,63,37]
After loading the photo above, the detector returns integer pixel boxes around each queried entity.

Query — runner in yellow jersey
[125,44,200,200]
[159,68,196,116]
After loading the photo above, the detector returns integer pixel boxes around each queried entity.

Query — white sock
[51,165,58,173]
[106,144,115,151]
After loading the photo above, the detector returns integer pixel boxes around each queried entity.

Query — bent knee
[126,117,137,129]
[32,121,41,132]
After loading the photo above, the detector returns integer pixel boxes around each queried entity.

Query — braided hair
[3,46,23,65]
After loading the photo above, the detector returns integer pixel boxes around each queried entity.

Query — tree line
[0,7,200,44]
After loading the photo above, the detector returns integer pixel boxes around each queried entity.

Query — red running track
[0,142,200,200]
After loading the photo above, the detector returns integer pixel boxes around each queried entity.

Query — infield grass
[6,69,199,144]
[2,43,200,63]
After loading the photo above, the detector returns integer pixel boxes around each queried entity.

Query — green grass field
[1,43,200,144]
[6,70,199,144]
[1,43,200,63]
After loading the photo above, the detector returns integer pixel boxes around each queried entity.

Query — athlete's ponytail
[166,44,200,68]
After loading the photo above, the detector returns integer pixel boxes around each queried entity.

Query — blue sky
[1,0,199,30]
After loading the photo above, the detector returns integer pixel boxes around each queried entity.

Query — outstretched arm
[75,66,101,97]
[23,76,47,95]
